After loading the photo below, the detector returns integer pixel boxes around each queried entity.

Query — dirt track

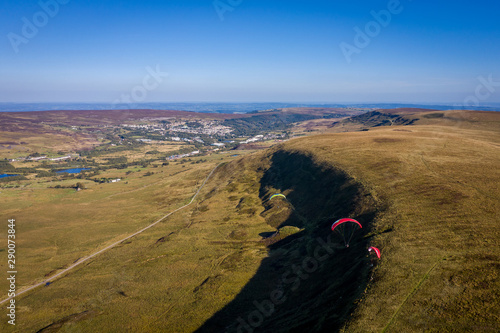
[0,163,222,306]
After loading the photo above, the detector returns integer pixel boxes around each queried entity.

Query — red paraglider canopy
[368,246,381,259]
[330,218,363,247]
[331,218,362,231]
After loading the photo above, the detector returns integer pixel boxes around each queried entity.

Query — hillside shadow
[195,150,378,333]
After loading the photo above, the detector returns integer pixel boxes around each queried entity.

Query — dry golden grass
[0,151,269,332]
[0,130,99,158]
[279,121,500,332]
[0,110,498,332]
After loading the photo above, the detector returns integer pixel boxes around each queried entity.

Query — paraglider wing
[270,194,286,200]
[330,218,363,248]
[331,218,362,231]
[368,246,381,259]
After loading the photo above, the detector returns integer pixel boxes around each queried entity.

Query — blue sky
[1,0,499,104]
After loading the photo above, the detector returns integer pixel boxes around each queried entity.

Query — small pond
[0,174,19,179]
[56,168,91,174]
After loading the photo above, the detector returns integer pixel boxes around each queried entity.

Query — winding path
[0,163,222,305]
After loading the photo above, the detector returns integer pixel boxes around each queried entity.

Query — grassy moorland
[281,110,500,332]
[0,151,272,332]
[198,110,500,332]
[0,109,499,332]
[0,157,220,288]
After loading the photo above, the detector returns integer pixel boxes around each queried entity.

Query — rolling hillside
[0,109,498,332]
[198,110,500,332]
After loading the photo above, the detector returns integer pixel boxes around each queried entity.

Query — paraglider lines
[331,218,363,248]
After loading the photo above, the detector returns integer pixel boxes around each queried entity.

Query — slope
[281,118,500,332]
[198,110,500,332]
[1,110,498,332]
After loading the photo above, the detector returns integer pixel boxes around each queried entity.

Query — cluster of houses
[122,119,233,137]
[168,121,233,136]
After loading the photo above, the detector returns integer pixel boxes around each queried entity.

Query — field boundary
[0,163,223,305]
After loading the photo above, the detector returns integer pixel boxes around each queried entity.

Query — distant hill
[0,109,243,128]
[0,107,365,128]
[0,107,365,144]
[329,108,500,132]
[0,108,365,153]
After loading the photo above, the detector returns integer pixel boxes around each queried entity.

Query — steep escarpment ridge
[198,112,500,332]
[197,147,381,332]
[278,125,500,332]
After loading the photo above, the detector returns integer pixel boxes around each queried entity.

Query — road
[0,163,222,305]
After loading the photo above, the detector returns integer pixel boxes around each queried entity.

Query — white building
[50,156,72,161]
